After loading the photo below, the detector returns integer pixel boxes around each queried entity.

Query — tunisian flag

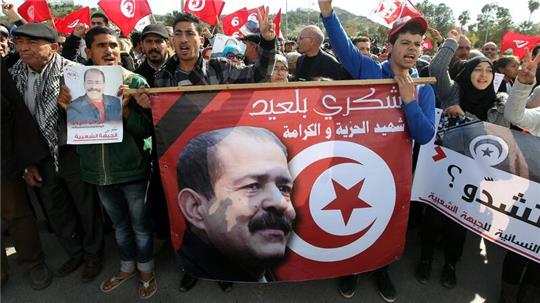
[221,7,248,36]
[54,7,91,35]
[98,0,153,36]
[184,0,225,26]
[501,31,540,60]
[150,81,412,282]
[369,0,421,28]
[17,0,52,23]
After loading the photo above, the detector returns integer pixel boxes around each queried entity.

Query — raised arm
[319,0,380,79]
[429,30,462,114]
[504,50,540,135]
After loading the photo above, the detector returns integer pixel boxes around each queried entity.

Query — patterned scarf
[9,53,75,170]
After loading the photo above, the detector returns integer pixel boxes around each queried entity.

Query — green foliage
[416,0,455,34]
[473,4,514,45]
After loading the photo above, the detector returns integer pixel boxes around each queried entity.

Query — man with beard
[135,24,171,87]
[176,127,296,282]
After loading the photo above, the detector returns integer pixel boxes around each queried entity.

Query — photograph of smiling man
[67,67,122,124]
[176,126,296,282]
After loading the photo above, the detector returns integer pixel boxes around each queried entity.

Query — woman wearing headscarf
[414,29,503,290]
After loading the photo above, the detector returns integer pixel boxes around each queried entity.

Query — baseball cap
[13,23,58,43]
[388,15,427,43]
[141,24,169,40]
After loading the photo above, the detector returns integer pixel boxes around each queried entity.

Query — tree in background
[416,0,455,35]
[528,0,540,22]
[458,10,470,32]
[473,3,513,47]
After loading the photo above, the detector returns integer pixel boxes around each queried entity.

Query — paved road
[1,217,504,303]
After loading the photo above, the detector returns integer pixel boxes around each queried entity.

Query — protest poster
[146,79,436,282]
[412,119,540,263]
[211,33,246,58]
[64,65,124,144]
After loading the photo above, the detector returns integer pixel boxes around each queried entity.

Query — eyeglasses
[226,54,244,60]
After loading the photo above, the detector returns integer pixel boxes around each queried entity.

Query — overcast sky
[2,0,538,25]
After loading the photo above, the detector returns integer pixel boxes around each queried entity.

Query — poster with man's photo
[149,81,414,282]
[211,33,246,58]
[64,65,123,144]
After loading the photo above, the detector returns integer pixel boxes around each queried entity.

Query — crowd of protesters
[1,0,539,301]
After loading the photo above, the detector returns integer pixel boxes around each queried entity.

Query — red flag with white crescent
[370,0,422,28]
[54,7,91,35]
[98,0,153,36]
[500,31,540,60]
[184,0,226,26]
[17,0,52,23]
[221,7,248,36]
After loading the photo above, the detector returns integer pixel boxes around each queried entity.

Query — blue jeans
[97,180,154,273]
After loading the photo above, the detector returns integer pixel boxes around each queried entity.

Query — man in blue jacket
[318,0,436,302]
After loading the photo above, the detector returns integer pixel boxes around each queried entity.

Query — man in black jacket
[1,63,52,290]
[134,24,170,88]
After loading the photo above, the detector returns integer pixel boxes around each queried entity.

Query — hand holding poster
[146,79,435,282]
[64,66,124,145]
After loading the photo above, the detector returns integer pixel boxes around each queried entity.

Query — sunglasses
[226,54,244,60]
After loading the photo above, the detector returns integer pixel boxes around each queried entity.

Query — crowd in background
[1,0,540,302]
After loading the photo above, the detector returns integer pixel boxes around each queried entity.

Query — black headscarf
[454,56,497,121]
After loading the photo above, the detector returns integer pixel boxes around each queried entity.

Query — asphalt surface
[1,211,506,303]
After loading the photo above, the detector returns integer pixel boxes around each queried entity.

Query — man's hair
[177,127,287,200]
[389,22,424,45]
[352,36,370,44]
[172,13,203,35]
[85,26,117,48]
[83,68,105,83]
[91,12,109,25]
[130,31,142,47]
[493,56,519,73]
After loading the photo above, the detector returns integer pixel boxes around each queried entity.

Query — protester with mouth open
[318,0,435,301]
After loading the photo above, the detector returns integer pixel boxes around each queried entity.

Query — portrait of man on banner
[176,126,296,282]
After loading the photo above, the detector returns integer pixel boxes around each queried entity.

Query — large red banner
[150,82,412,282]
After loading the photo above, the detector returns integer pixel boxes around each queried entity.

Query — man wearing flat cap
[134,24,171,88]
[8,23,105,284]
[240,34,261,65]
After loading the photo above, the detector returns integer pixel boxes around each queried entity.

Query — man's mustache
[248,210,293,234]
[87,88,102,93]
